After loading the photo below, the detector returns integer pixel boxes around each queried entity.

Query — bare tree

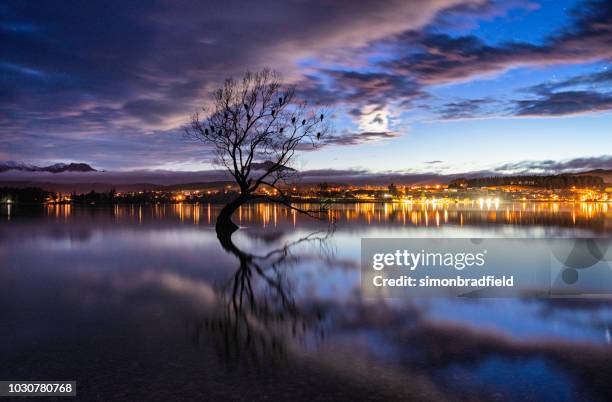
[186,68,331,232]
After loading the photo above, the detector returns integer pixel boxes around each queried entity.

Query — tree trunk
[215,193,250,235]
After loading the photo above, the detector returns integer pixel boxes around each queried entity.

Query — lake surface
[1,202,611,401]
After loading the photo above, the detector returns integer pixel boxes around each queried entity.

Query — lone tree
[186,68,331,233]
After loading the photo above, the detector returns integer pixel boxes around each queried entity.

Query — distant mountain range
[0,159,610,193]
[0,161,96,173]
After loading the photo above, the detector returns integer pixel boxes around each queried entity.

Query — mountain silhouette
[0,161,97,173]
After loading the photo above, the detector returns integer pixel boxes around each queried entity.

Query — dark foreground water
[1,202,611,401]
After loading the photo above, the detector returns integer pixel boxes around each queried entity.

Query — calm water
[1,202,611,401]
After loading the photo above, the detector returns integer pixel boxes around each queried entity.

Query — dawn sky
[1,0,611,175]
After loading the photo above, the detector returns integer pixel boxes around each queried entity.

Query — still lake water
[1,202,611,401]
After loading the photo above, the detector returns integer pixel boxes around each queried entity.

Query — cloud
[527,70,612,94]
[2,0,611,170]
[430,0,539,30]
[494,155,612,174]
[296,168,450,185]
[514,90,612,116]
[510,70,612,116]
[297,70,425,130]
[322,70,423,106]
[0,0,460,122]
[122,99,187,126]
[385,0,612,84]
[0,127,214,171]
[323,131,400,146]
[0,0,470,168]
[437,98,499,119]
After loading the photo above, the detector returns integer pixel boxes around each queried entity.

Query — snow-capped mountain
[0,161,97,173]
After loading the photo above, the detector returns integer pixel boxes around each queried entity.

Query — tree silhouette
[186,68,331,233]
[190,225,333,365]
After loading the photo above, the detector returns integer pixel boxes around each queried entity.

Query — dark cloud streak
[514,90,612,116]
[324,131,400,146]
[495,155,612,174]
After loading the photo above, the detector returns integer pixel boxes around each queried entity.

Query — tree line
[449,174,604,189]
[0,187,52,204]
[0,187,247,205]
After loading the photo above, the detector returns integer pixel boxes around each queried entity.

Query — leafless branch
[185,69,333,232]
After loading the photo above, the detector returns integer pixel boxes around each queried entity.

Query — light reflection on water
[18,201,610,230]
[0,202,611,401]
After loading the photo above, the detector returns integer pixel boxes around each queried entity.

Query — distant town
[1,174,610,205]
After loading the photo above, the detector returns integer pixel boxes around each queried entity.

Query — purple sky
[1,0,611,177]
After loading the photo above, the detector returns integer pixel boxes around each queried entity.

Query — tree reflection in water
[190,225,334,367]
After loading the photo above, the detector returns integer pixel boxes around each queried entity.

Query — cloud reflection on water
[1,203,611,400]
